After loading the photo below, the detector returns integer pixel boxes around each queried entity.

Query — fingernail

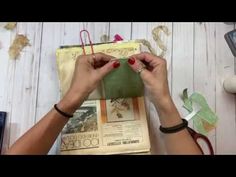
[128,57,135,65]
[113,61,120,68]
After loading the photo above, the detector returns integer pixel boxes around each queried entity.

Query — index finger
[130,52,165,65]
[89,52,116,62]
[87,52,118,69]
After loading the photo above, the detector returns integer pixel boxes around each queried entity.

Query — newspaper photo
[60,97,150,154]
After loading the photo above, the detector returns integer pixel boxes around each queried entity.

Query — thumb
[97,60,120,78]
[127,57,153,84]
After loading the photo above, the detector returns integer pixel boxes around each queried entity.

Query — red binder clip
[113,34,123,42]
[80,30,95,55]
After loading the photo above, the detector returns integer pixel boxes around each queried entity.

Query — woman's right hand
[128,52,203,155]
[128,52,171,109]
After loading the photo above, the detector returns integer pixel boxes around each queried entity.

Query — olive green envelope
[103,58,144,99]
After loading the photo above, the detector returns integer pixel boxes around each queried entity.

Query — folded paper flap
[60,42,114,49]
[56,41,140,59]
[56,41,144,99]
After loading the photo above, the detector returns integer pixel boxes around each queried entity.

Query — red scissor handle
[187,127,214,155]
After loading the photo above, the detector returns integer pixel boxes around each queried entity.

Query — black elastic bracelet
[54,104,73,118]
[159,119,188,134]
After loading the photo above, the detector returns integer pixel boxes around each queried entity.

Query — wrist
[153,94,172,111]
[58,89,87,115]
[153,95,183,127]
[149,83,171,109]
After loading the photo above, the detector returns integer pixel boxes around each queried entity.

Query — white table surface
[0,22,235,154]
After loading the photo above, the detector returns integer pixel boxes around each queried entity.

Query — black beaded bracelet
[159,119,188,134]
[54,104,73,118]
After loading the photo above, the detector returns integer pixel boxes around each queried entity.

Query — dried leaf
[4,22,17,30]
[135,39,157,55]
[9,34,30,59]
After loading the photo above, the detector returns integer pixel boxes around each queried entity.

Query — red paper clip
[80,30,94,55]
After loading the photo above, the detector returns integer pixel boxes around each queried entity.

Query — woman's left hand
[6,52,121,155]
[61,53,120,111]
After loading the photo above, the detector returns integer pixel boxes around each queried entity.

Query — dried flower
[8,34,30,59]
[4,22,17,30]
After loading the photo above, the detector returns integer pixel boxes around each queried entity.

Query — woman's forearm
[6,53,117,155]
[154,96,202,155]
[6,92,85,155]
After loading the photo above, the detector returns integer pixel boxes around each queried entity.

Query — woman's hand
[70,53,119,97]
[6,53,121,155]
[128,52,202,154]
[127,52,171,109]
[59,53,120,114]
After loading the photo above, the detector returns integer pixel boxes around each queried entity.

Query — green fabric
[182,89,218,135]
[103,58,144,99]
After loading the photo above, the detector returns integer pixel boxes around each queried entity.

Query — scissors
[187,127,214,155]
[184,102,214,155]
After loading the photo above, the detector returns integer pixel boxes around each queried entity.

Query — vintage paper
[57,41,151,154]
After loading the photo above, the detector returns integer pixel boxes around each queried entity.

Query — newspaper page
[57,41,151,154]
[60,97,150,154]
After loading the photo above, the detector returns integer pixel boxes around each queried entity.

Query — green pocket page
[102,58,144,99]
